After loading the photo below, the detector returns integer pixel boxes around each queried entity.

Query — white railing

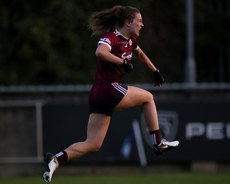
[0,83,229,93]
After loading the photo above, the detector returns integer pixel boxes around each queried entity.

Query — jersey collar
[114,29,129,40]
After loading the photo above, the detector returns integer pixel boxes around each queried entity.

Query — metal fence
[0,101,43,163]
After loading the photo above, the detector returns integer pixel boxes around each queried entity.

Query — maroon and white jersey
[94,29,139,83]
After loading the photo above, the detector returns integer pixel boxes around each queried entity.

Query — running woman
[43,5,179,182]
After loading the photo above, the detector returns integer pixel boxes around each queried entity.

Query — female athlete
[43,5,179,182]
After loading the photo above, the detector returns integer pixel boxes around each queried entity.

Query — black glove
[153,69,164,87]
[122,58,133,72]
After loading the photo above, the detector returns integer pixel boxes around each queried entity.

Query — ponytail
[89,5,140,36]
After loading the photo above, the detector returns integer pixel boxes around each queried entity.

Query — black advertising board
[43,101,230,163]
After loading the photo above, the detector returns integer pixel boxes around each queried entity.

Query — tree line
[0,0,229,85]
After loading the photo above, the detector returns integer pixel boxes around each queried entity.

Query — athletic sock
[149,130,162,145]
[55,151,68,165]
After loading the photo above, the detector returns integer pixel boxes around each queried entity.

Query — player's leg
[114,86,179,154]
[114,86,159,130]
[64,113,111,160]
[43,113,110,182]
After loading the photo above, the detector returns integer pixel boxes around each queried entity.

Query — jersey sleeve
[98,32,115,51]
[131,36,139,51]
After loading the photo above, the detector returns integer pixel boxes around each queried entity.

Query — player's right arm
[95,43,123,65]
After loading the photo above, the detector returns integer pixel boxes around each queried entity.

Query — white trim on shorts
[111,82,127,96]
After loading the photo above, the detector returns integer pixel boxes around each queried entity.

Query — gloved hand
[122,58,133,72]
[153,69,164,87]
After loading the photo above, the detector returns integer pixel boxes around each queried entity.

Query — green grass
[1,173,230,184]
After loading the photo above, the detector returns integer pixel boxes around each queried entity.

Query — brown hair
[88,5,140,35]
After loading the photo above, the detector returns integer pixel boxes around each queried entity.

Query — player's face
[129,13,144,37]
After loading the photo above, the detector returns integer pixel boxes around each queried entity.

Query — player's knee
[145,91,154,102]
[87,142,102,152]
[91,144,102,152]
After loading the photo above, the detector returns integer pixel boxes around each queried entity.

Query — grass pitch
[0,173,230,184]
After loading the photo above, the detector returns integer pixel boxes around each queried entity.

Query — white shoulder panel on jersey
[98,41,111,51]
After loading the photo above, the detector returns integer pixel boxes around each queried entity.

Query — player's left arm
[133,47,165,87]
[133,47,157,72]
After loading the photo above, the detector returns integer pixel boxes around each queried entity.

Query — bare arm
[134,47,164,87]
[133,47,157,72]
[95,44,123,65]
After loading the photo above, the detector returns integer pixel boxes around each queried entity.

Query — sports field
[1,173,230,184]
